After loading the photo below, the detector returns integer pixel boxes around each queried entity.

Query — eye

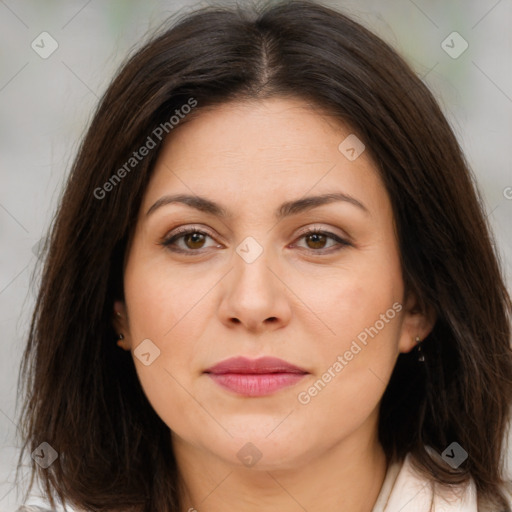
[292,227,351,253]
[160,226,219,253]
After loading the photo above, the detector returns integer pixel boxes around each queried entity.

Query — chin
[198,424,315,470]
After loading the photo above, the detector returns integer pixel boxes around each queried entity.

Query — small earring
[118,333,124,340]
[415,336,425,362]
[115,311,122,318]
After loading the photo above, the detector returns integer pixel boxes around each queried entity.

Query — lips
[204,356,307,375]
[204,356,308,397]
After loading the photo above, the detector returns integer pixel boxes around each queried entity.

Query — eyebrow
[145,192,369,220]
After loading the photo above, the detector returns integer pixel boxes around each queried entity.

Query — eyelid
[160,224,219,248]
[167,224,215,238]
[294,223,350,240]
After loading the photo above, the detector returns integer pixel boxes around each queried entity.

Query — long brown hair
[16,1,512,510]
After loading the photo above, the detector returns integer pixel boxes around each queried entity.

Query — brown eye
[182,232,207,249]
[294,228,351,253]
[161,228,218,253]
[305,232,328,250]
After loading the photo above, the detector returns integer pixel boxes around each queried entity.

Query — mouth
[204,356,308,397]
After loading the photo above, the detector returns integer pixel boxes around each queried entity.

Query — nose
[218,247,292,334]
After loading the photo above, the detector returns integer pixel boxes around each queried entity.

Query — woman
[16,1,512,510]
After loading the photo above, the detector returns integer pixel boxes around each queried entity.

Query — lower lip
[206,372,307,397]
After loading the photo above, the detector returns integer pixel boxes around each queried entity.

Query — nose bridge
[220,232,289,325]
[214,210,300,332]
[232,234,277,296]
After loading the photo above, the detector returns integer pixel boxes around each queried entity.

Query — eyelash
[160,226,351,255]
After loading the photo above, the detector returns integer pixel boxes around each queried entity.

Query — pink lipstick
[204,356,308,397]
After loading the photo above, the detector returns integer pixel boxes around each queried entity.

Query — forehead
[141,97,389,219]
[160,97,350,165]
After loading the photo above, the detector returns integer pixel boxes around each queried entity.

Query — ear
[112,299,132,351]
[398,290,436,353]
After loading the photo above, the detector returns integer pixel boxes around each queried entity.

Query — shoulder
[374,453,478,511]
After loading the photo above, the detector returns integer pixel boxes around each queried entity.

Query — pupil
[308,233,325,248]
[187,233,204,248]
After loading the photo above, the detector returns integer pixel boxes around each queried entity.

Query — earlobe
[112,300,131,350]
[116,333,129,350]
[398,334,420,354]
[398,292,436,354]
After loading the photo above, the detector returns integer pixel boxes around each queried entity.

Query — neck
[173,424,387,512]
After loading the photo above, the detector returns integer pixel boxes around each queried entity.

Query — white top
[372,453,480,511]
[17,454,512,511]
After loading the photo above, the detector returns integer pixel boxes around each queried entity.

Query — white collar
[371,453,478,512]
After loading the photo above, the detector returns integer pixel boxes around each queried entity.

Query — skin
[113,97,435,512]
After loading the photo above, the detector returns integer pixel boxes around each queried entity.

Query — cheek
[303,243,404,405]
[123,256,217,428]
[294,301,403,443]
[124,292,212,439]
[322,251,403,352]
[124,248,215,343]
[124,270,208,378]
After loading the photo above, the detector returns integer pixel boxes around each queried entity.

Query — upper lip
[204,356,308,375]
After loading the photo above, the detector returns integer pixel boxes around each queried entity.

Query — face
[113,97,434,470]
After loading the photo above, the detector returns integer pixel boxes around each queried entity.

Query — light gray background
[1,0,511,510]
